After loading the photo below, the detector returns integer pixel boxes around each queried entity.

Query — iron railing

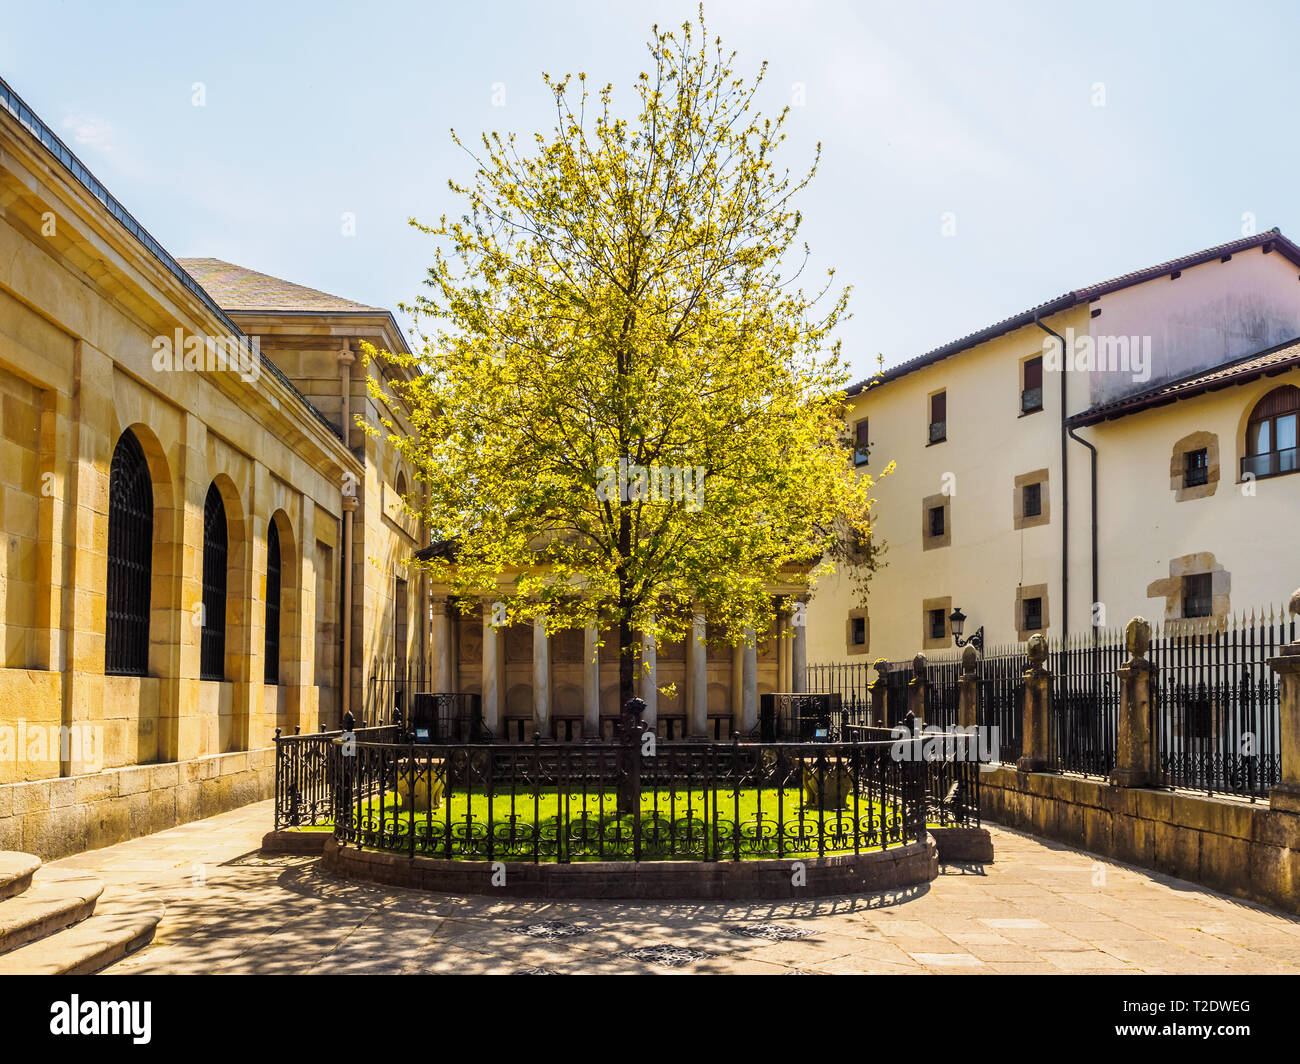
[331,737,943,862]
[1240,447,1298,480]
[758,692,842,741]
[809,604,1291,793]
[1049,632,1123,776]
[975,644,1026,766]
[273,723,403,828]
[1150,610,1293,800]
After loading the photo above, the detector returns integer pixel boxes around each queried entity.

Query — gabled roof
[848,229,1300,397]
[178,258,384,314]
[1066,336,1300,427]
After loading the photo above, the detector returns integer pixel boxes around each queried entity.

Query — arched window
[201,484,228,681]
[1244,385,1299,479]
[106,431,153,675]
[264,519,281,685]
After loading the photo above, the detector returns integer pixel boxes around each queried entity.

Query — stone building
[809,230,1300,664]
[0,77,426,856]
[0,75,811,858]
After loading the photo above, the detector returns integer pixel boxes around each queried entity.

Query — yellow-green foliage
[367,9,877,662]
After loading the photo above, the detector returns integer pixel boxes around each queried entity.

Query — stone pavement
[42,800,1300,974]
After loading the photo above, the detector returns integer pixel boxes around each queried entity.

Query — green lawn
[336,785,919,861]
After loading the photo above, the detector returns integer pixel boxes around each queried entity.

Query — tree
[368,10,878,730]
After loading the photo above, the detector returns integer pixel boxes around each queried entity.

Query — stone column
[532,617,550,739]
[775,610,789,692]
[907,652,927,727]
[639,627,658,731]
[958,643,979,729]
[870,660,888,727]
[688,612,708,737]
[582,624,601,738]
[1268,590,1300,813]
[430,595,453,691]
[481,599,501,734]
[740,630,758,735]
[731,640,744,730]
[1111,617,1156,788]
[791,598,808,693]
[1017,634,1055,773]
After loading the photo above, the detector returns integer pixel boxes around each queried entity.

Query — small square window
[928,505,945,538]
[1022,596,1043,631]
[850,617,866,645]
[928,608,946,641]
[853,419,870,467]
[1023,482,1042,518]
[1185,448,1208,487]
[1183,572,1213,618]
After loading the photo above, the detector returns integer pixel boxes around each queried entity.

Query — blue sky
[3,0,1299,381]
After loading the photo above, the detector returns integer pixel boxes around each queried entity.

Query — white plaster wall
[1087,248,1300,408]
[1078,367,1300,626]
[806,308,1090,665]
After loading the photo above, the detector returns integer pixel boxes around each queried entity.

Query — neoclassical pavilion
[422,587,811,741]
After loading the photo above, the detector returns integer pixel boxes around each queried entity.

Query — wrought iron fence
[975,643,1026,766]
[1150,609,1293,800]
[805,662,872,729]
[808,604,1291,792]
[758,692,842,740]
[273,723,403,828]
[1047,631,1123,776]
[331,737,948,862]
[925,658,962,731]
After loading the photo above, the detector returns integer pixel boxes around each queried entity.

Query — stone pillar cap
[1125,616,1151,658]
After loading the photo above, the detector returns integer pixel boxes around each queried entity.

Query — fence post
[958,644,979,729]
[1268,591,1300,813]
[1110,617,1155,788]
[908,652,927,727]
[870,660,889,726]
[1017,634,1055,773]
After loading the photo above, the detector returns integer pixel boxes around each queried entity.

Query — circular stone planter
[320,836,939,900]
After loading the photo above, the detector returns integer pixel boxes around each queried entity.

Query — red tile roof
[1066,337,1300,427]
[849,229,1300,397]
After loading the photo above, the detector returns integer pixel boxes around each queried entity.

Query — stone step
[0,851,42,901]
[0,869,104,955]
[0,901,163,975]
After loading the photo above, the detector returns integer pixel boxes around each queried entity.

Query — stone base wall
[981,766,1300,914]
[322,836,938,900]
[0,747,274,859]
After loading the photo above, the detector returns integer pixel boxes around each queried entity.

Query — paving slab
[19,801,1299,976]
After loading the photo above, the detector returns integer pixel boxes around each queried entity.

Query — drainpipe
[1034,313,1070,639]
